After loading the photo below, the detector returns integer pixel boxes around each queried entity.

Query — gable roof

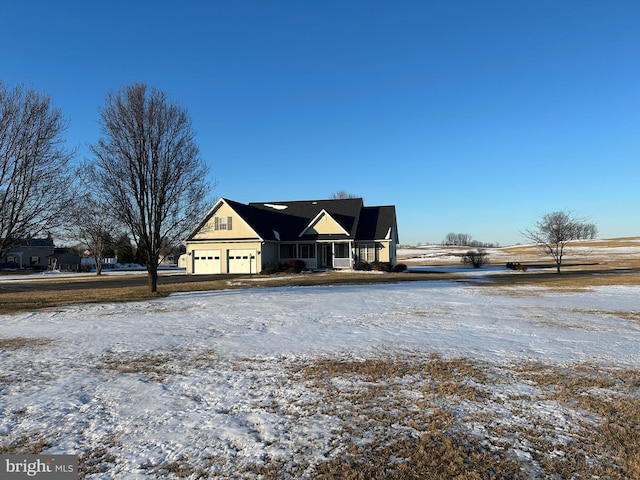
[188,197,397,243]
[356,205,398,241]
[248,198,363,241]
[301,209,351,237]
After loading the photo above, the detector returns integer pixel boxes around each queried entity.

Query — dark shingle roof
[199,197,396,243]
[356,206,397,241]
[248,198,363,241]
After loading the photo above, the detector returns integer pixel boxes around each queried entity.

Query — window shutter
[227,216,232,230]
[214,217,219,230]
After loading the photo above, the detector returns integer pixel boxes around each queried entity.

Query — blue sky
[2,1,638,245]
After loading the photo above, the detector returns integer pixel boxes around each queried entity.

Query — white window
[357,244,377,263]
[214,216,233,231]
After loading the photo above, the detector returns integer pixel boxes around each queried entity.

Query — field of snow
[1,279,639,478]
[397,237,640,267]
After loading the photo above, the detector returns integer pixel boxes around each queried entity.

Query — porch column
[349,241,354,268]
[331,242,335,269]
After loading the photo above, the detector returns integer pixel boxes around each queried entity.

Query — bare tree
[330,190,359,199]
[462,249,489,268]
[0,80,75,257]
[90,83,212,292]
[522,211,597,273]
[71,194,118,275]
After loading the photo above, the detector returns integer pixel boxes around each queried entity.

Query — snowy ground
[1,280,639,478]
[397,238,640,266]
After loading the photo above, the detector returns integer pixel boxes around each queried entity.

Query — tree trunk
[95,256,103,275]
[556,264,561,274]
[148,266,159,292]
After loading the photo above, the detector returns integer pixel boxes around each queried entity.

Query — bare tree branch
[0,80,76,257]
[89,83,212,291]
[330,190,359,199]
[522,211,597,273]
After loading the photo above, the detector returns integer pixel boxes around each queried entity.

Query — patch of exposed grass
[285,355,640,479]
[567,308,640,324]
[313,407,523,480]
[510,362,640,479]
[0,337,53,349]
[78,435,120,479]
[0,434,52,454]
[289,355,518,479]
[98,351,184,382]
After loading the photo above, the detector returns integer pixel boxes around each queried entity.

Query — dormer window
[214,216,233,231]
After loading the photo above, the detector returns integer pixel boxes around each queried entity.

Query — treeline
[441,233,499,248]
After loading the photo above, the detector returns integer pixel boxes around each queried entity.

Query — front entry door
[321,244,332,268]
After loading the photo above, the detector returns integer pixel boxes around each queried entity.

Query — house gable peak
[299,209,350,237]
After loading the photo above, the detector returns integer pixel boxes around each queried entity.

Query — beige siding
[304,212,346,235]
[377,241,392,262]
[192,202,258,240]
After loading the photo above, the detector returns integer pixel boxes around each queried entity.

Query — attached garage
[192,249,221,274]
[227,249,258,274]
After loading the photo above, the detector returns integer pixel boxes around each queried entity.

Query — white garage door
[227,249,258,274]
[192,249,221,274]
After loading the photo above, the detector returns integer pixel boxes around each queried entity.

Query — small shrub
[371,261,393,272]
[354,261,371,271]
[393,263,407,272]
[462,249,488,268]
[260,262,283,275]
[260,260,306,275]
[283,259,306,273]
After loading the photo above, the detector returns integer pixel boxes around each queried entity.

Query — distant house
[0,238,55,270]
[48,249,81,272]
[184,197,399,274]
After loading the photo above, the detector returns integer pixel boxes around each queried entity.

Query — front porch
[279,241,352,270]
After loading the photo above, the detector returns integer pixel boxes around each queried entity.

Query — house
[47,249,82,272]
[184,197,399,274]
[0,238,55,270]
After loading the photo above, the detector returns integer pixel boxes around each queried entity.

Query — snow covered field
[1,280,640,478]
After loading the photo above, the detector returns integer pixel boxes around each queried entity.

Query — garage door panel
[228,249,257,274]
[193,249,221,274]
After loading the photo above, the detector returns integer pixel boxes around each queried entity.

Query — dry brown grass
[289,355,521,479]
[510,362,640,479]
[0,434,52,454]
[0,337,52,349]
[2,346,639,478]
[77,435,119,479]
[97,350,187,382]
[281,355,640,479]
